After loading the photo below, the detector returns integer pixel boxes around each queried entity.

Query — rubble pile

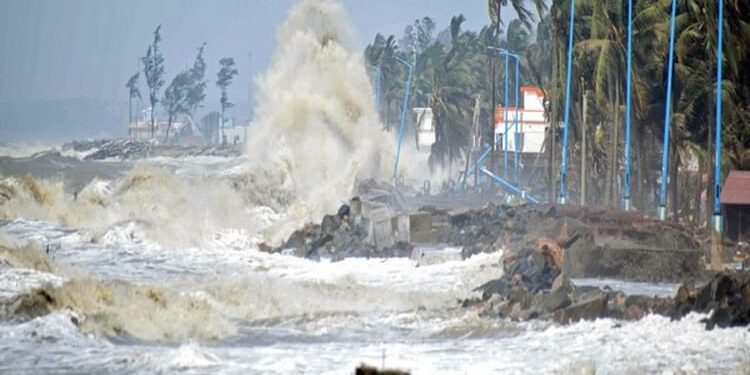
[269,189,750,329]
[267,202,411,260]
[274,197,703,280]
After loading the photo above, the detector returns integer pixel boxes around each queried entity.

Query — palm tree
[428,15,481,168]
[488,0,548,33]
[126,72,141,125]
[365,34,404,129]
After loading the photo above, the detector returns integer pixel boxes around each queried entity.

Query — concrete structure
[127,120,191,141]
[128,108,196,142]
[721,170,750,243]
[495,86,548,154]
[222,122,249,145]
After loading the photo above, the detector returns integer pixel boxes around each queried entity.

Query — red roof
[521,86,545,97]
[721,171,750,205]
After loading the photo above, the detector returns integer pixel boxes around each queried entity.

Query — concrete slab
[411,230,438,244]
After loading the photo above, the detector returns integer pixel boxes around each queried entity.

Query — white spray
[243,0,392,242]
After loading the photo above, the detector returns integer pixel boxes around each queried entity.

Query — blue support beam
[513,55,520,185]
[480,167,541,204]
[486,47,522,184]
[623,0,634,211]
[392,56,414,186]
[713,0,724,233]
[658,0,678,221]
[559,0,576,205]
[503,53,510,179]
[368,64,381,116]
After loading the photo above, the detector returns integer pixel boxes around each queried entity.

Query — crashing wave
[241,0,392,243]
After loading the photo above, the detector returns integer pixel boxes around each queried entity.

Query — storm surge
[0,0,391,247]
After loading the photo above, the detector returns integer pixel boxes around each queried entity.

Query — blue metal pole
[480,167,541,204]
[392,56,414,186]
[503,53,510,179]
[368,64,382,115]
[513,54,520,185]
[623,0,634,211]
[713,0,724,233]
[658,0,678,221]
[559,0,576,205]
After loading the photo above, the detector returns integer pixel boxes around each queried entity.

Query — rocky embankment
[272,198,703,282]
[467,249,750,330]
[62,139,242,160]
[273,191,750,329]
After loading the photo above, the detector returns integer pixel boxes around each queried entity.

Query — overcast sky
[0,0,525,118]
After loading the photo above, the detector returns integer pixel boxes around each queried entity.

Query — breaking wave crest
[0,166,269,248]
[0,240,483,343]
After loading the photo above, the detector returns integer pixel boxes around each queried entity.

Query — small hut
[721,170,750,243]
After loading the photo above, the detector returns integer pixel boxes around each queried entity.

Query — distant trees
[141,25,165,138]
[216,57,238,142]
[365,0,547,172]
[125,72,141,124]
[129,25,240,144]
[185,43,207,121]
[162,71,191,142]
[161,44,209,143]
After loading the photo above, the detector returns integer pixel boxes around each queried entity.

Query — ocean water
[1,213,750,374]
[2,1,749,373]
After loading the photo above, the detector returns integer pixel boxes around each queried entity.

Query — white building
[413,107,435,151]
[495,86,548,154]
[128,120,191,141]
[222,119,248,145]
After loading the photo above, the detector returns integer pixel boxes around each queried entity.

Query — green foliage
[365,1,543,168]
[126,72,141,102]
[125,71,141,124]
[543,0,750,211]
[162,70,192,141]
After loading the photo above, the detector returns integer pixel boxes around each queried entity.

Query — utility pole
[580,79,587,206]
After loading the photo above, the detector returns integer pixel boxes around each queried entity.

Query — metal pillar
[658,0,678,221]
[392,57,413,186]
[559,0,576,205]
[368,64,382,115]
[513,54,520,185]
[503,53,510,179]
[711,0,725,270]
[623,0,634,211]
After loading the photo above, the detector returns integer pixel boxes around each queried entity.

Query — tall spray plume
[244,0,391,242]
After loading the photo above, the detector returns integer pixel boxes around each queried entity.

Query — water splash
[243,0,392,243]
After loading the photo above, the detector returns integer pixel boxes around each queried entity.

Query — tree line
[125,25,239,142]
[365,0,750,225]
